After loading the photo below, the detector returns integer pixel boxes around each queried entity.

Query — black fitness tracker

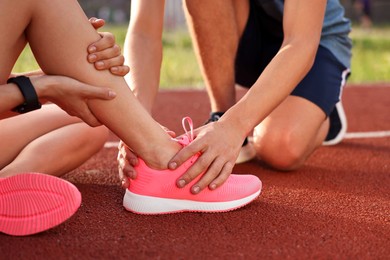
[8,76,42,113]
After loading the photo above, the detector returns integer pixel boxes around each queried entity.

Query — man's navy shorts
[235,1,350,116]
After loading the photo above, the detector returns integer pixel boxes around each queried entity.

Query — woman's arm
[0,75,116,123]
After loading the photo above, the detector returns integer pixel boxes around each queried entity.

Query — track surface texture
[1,84,389,259]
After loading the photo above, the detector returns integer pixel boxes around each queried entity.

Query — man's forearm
[221,40,317,137]
[125,34,163,114]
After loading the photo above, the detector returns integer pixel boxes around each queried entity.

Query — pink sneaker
[123,117,262,214]
[0,173,81,236]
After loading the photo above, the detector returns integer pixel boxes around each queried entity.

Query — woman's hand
[31,75,116,127]
[87,18,130,76]
[168,121,243,194]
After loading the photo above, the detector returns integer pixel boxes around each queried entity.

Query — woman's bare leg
[0,0,181,169]
[0,105,108,177]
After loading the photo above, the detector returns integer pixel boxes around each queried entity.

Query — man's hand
[88,18,130,76]
[32,75,116,127]
[168,121,242,194]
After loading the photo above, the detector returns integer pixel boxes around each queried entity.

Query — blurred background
[77,0,390,28]
[13,1,390,87]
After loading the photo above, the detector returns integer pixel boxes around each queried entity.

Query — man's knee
[253,128,307,171]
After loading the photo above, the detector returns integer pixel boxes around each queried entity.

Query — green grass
[97,27,204,88]
[12,25,390,88]
[349,25,390,84]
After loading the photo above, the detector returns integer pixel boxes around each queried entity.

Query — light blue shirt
[255,0,352,68]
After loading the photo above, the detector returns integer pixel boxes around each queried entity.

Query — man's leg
[253,96,329,170]
[184,0,250,112]
[253,46,348,170]
[184,0,256,163]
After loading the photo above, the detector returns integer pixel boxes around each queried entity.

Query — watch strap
[8,76,42,113]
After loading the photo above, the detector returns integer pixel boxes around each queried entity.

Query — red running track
[1,84,389,259]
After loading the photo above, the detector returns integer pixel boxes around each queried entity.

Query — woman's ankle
[141,139,182,170]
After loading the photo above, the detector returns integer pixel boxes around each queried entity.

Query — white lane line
[345,131,390,139]
[104,130,390,149]
[104,141,120,148]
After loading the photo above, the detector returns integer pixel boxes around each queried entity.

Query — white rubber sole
[123,189,261,215]
[323,102,348,146]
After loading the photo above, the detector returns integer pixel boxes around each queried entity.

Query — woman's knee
[82,125,109,151]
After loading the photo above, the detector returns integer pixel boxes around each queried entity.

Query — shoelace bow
[176,117,194,145]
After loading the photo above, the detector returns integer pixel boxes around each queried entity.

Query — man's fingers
[169,146,194,171]
[189,156,227,194]
[170,141,205,188]
[208,161,233,190]
[173,146,210,186]
[175,152,214,191]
